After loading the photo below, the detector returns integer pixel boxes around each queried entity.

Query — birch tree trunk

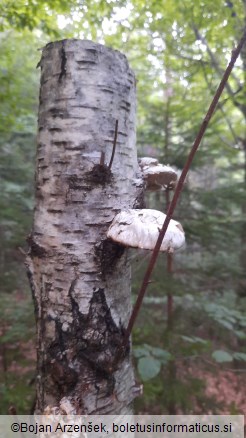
[26,39,144,415]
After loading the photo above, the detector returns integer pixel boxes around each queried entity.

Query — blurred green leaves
[212,350,233,363]
[134,344,172,381]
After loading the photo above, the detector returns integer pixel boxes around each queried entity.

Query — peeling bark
[26,39,144,414]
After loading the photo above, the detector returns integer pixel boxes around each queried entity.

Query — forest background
[0,0,246,415]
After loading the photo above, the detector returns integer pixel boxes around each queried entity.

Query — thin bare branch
[100,151,105,165]
[108,119,119,170]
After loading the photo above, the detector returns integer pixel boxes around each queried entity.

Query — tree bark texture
[26,39,144,414]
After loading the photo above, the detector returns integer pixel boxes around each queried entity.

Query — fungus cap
[107,209,185,252]
[139,157,177,190]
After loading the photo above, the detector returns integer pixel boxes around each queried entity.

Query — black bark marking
[67,175,88,190]
[67,286,128,384]
[25,265,38,314]
[85,48,98,55]
[47,209,63,214]
[62,243,74,248]
[76,60,97,66]
[49,127,62,133]
[100,87,114,94]
[27,234,47,258]
[48,359,78,395]
[49,109,70,119]
[85,164,112,186]
[46,314,79,398]
[64,146,85,151]
[76,287,128,399]
[94,239,125,278]
[59,41,67,83]
[52,140,73,147]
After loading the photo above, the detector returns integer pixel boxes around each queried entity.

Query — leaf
[133,346,150,358]
[233,352,246,362]
[217,320,234,330]
[234,330,246,340]
[181,335,208,344]
[138,356,161,381]
[212,350,233,363]
[134,344,172,365]
[149,346,172,362]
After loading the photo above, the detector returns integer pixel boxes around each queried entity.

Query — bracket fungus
[139,157,177,191]
[107,209,185,253]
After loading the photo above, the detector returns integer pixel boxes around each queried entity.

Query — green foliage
[212,350,233,363]
[0,379,35,414]
[133,344,172,381]
[204,300,246,334]
[233,352,246,361]
[1,0,246,415]
[0,32,40,134]
[212,350,246,363]
[0,0,76,34]
[0,30,39,301]
[137,357,161,381]
[0,291,35,414]
[0,292,34,344]
[181,335,209,346]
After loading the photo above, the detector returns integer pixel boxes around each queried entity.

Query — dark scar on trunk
[59,41,67,83]
[94,239,125,278]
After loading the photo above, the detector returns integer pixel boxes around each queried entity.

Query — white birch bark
[26,39,144,414]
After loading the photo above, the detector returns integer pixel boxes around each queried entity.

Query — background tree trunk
[26,39,143,414]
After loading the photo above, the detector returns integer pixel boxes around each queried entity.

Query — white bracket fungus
[107,209,185,253]
[139,157,177,191]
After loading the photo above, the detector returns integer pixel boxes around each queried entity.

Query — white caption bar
[0,415,244,437]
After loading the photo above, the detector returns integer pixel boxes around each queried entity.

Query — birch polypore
[139,157,177,190]
[107,209,185,252]
[26,39,144,414]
